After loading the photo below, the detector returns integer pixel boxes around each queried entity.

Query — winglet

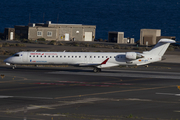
[101,58,109,65]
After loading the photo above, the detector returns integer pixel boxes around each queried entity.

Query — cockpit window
[13,54,19,57]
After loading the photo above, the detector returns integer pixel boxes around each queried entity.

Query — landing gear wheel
[93,67,101,73]
[12,65,16,70]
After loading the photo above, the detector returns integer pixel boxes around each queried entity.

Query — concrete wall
[108,32,124,43]
[4,28,15,40]
[15,26,28,39]
[28,27,57,40]
[15,22,96,41]
[143,36,153,45]
[117,32,124,43]
[140,29,161,45]
[108,32,134,44]
[72,27,83,41]
[130,38,134,44]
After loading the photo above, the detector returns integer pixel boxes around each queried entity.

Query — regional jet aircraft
[4,39,175,72]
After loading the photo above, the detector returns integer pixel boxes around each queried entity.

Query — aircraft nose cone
[3,59,7,63]
[4,58,11,63]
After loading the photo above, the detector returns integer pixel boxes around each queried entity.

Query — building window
[47,31,52,37]
[37,31,42,36]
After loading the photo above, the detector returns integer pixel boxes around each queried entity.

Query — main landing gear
[93,67,101,73]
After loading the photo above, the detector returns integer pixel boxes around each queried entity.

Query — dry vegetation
[0,39,179,56]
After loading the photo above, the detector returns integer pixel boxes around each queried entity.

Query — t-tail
[148,39,176,57]
[131,39,176,66]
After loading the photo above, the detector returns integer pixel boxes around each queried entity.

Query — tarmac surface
[0,63,180,120]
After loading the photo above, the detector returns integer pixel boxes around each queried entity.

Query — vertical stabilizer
[148,39,175,56]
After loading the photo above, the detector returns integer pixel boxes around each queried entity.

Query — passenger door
[22,52,28,63]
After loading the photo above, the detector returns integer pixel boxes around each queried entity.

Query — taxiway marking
[0,85,57,92]
[3,98,108,113]
[156,93,180,96]
[55,85,176,99]
[49,70,180,80]
[0,95,53,99]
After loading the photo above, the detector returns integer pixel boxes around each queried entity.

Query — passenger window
[98,56,100,58]
[33,56,35,57]
[52,56,54,58]
[29,55,31,57]
[75,56,77,58]
[72,56,73,58]
[37,56,38,57]
[48,56,50,57]
[110,56,112,58]
[94,56,96,58]
[60,56,62,58]
[90,56,92,58]
[41,56,42,57]
[85,56,87,58]
[102,56,104,58]
[79,56,81,58]
[106,56,108,58]
[68,56,70,58]
[56,56,58,58]
[114,56,116,58]
[64,56,66,58]
[45,56,46,57]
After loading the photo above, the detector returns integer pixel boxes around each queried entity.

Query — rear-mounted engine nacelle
[126,52,143,60]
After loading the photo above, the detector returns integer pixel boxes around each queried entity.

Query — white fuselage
[4,39,176,72]
[4,51,161,68]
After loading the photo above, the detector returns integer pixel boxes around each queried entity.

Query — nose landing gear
[12,65,16,69]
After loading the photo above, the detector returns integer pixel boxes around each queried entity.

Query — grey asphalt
[0,63,180,120]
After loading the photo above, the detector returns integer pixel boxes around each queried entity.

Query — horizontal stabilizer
[158,39,176,43]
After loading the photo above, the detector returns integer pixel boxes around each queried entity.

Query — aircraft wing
[79,58,109,67]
